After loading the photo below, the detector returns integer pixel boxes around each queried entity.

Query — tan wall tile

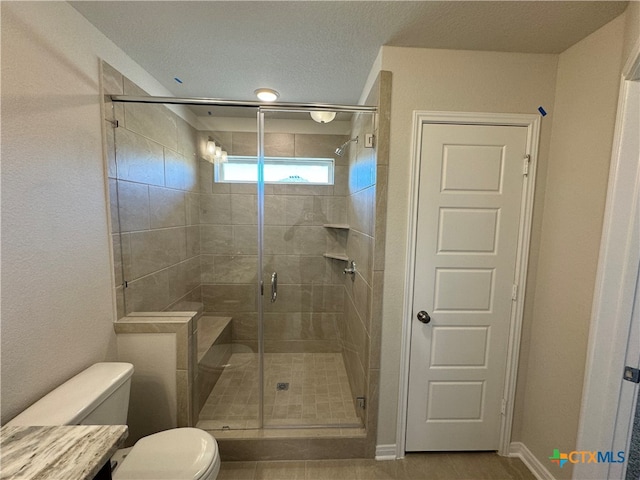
[149,186,186,228]
[177,116,197,159]
[125,270,170,314]
[168,257,201,301]
[128,227,187,279]
[123,78,178,151]
[263,284,313,313]
[311,285,345,313]
[202,284,257,312]
[231,194,257,225]
[201,225,234,254]
[105,120,117,179]
[264,194,287,225]
[265,133,295,157]
[115,127,165,186]
[116,180,150,232]
[212,255,259,284]
[199,159,216,194]
[108,179,120,233]
[264,340,342,354]
[101,61,124,96]
[165,148,198,193]
[115,286,125,321]
[186,225,201,257]
[232,132,257,156]
[112,234,123,287]
[186,193,200,226]
[294,134,348,164]
[373,165,388,271]
[200,194,232,224]
[233,225,258,255]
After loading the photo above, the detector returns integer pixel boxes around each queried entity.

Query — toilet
[6,362,220,480]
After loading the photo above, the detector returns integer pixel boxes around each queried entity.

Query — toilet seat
[113,428,220,480]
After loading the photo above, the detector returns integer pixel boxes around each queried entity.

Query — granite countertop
[0,425,127,480]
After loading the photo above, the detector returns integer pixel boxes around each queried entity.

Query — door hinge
[106,119,119,128]
[501,399,507,416]
[523,154,531,176]
[623,366,640,383]
[511,284,518,301]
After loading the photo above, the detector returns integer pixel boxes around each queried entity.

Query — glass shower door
[189,111,263,431]
[259,108,365,429]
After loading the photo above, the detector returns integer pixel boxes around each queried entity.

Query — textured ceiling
[70,1,628,105]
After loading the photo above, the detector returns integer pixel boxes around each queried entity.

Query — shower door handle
[270,272,278,303]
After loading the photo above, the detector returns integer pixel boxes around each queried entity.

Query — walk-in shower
[104,59,380,440]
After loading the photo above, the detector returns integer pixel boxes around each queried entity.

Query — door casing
[397,111,541,458]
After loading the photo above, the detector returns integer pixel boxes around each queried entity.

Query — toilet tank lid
[6,363,134,426]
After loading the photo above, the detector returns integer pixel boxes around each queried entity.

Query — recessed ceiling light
[255,88,279,102]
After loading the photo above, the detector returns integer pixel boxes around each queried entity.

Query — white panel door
[406,123,528,451]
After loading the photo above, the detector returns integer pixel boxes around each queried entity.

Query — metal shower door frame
[109,95,378,431]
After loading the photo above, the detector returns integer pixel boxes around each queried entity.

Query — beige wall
[376,45,559,447]
[373,10,632,475]
[515,14,626,480]
[0,2,198,423]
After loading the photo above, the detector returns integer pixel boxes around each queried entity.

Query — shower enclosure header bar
[109,95,377,113]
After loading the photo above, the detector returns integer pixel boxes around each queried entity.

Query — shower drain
[276,382,289,391]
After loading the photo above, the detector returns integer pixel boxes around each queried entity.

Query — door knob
[416,311,431,324]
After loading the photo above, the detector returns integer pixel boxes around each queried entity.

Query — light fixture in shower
[254,88,279,102]
[335,137,358,157]
[205,137,228,164]
[206,138,216,156]
[310,111,336,124]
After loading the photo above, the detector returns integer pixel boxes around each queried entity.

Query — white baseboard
[375,444,397,461]
[509,442,556,480]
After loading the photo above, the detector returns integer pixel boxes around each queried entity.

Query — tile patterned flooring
[217,453,536,479]
[198,353,361,430]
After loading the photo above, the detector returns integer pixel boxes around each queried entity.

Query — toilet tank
[7,363,134,427]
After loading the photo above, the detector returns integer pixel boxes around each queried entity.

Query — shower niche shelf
[323,253,349,262]
[323,224,350,262]
[323,223,350,230]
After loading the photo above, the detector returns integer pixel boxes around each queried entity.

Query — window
[215,156,334,185]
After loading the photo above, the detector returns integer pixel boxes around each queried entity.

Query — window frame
[214,155,335,185]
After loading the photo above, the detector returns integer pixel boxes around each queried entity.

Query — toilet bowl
[7,363,220,480]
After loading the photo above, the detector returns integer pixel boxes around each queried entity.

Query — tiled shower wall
[102,62,202,319]
[198,131,351,354]
[343,72,391,442]
[341,112,376,423]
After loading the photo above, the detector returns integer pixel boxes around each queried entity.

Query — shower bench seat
[196,316,232,417]
[197,316,232,365]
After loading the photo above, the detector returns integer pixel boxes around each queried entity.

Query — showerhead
[335,137,358,157]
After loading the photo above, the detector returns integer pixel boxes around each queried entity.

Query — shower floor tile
[197,352,362,430]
